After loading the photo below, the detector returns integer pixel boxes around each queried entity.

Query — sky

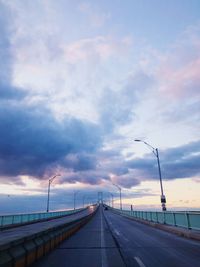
[0,0,200,214]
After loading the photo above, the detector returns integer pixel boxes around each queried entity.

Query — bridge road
[33,205,126,267]
[104,209,200,267]
[33,206,200,267]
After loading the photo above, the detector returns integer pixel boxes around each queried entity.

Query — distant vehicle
[104,206,108,210]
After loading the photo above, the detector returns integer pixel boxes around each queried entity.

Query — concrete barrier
[33,236,44,261]
[0,248,12,267]
[9,240,26,267]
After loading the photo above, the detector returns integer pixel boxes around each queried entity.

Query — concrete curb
[0,207,98,267]
[112,210,200,242]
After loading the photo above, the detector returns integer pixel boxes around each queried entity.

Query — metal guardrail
[108,207,200,231]
[0,208,84,228]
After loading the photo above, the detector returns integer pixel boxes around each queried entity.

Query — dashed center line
[101,207,108,267]
[134,256,146,267]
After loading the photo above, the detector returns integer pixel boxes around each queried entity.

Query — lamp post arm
[113,183,121,191]
[143,141,158,157]
[46,174,60,213]
[46,180,50,212]
[156,148,164,196]
[49,175,57,184]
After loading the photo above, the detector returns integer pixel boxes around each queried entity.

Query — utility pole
[74,191,79,210]
[135,139,167,211]
[46,174,61,212]
[113,184,122,210]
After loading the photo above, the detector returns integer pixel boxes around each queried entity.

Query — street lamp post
[134,139,167,211]
[111,193,114,208]
[74,191,80,210]
[46,174,61,212]
[109,192,114,208]
[113,184,122,210]
[83,195,87,208]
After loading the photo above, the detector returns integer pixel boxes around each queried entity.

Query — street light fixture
[134,139,167,211]
[46,174,61,212]
[112,183,122,210]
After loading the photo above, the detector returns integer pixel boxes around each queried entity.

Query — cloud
[156,25,200,124]
[61,36,131,64]
[99,71,154,132]
[78,2,110,27]
[0,82,26,100]
[0,103,102,179]
[111,172,140,189]
[64,153,97,172]
[0,3,12,82]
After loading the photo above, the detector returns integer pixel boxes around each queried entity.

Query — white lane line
[134,257,146,267]
[114,230,129,242]
[100,207,108,267]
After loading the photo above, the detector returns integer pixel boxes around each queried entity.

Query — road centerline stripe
[134,256,146,267]
[101,206,108,267]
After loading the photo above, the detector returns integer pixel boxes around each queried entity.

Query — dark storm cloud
[0,104,102,179]
[64,153,97,172]
[127,140,200,181]
[114,174,140,188]
[60,171,109,185]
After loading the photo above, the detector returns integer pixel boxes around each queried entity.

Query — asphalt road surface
[104,209,200,267]
[33,206,200,267]
[33,206,125,267]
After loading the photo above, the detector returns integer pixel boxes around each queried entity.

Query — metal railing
[0,208,84,228]
[107,207,200,231]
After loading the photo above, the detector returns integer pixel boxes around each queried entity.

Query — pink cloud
[78,2,110,27]
[61,36,131,63]
[159,58,200,98]
[157,26,200,99]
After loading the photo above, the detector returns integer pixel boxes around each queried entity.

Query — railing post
[173,212,176,226]
[156,212,158,223]
[163,212,166,224]
[185,212,190,229]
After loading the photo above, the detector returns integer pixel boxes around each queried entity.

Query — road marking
[100,207,108,267]
[113,229,129,242]
[134,257,146,267]
[114,229,121,236]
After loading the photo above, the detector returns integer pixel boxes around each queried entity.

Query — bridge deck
[33,206,200,267]
[33,206,125,267]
